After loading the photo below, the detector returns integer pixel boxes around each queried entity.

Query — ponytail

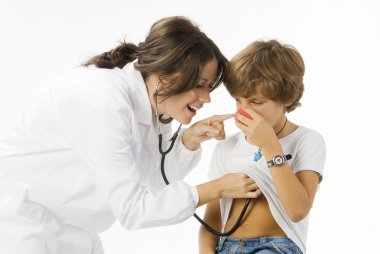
[83,42,138,69]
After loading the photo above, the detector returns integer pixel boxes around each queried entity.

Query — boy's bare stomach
[225,194,286,238]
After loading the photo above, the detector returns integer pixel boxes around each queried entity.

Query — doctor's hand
[182,114,233,151]
[196,173,261,207]
[218,173,262,199]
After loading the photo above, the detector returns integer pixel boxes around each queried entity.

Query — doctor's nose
[199,88,211,103]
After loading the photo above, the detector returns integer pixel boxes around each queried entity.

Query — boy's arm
[265,151,320,222]
[236,108,326,223]
[261,136,324,222]
[199,199,222,254]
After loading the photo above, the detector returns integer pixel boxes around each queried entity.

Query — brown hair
[224,39,305,112]
[83,16,227,100]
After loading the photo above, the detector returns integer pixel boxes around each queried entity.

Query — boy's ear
[283,100,293,107]
[281,100,292,112]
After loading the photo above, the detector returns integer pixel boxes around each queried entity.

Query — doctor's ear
[156,75,169,85]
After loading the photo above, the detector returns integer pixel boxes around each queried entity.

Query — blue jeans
[216,236,302,254]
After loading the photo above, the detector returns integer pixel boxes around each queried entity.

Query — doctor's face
[161,58,218,124]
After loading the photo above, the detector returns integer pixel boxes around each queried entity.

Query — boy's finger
[234,118,250,131]
[235,113,253,126]
[243,108,260,119]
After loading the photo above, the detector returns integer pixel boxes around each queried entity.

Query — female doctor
[0,16,259,253]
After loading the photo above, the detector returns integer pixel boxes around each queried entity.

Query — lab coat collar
[122,61,153,126]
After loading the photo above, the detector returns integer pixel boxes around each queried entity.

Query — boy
[199,40,326,254]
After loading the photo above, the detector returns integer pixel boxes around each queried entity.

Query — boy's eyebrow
[249,96,266,100]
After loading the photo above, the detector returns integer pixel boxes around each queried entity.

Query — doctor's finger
[213,131,226,140]
[207,114,234,124]
[244,188,262,199]
[248,182,260,190]
[198,124,221,136]
[206,131,224,139]
[212,120,224,128]
[214,122,225,133]
[250,188,262,198]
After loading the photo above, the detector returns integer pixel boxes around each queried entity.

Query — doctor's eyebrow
[200,78,216,84]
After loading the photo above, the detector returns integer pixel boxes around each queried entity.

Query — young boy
[199,40,326,254]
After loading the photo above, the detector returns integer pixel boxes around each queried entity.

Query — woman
[0,16,258,254]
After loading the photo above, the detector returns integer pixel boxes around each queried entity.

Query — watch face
[274,156,284,165]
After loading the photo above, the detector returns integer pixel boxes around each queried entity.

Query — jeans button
[239,240,246,246]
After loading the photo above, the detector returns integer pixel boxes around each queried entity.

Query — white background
[1,0,379,253]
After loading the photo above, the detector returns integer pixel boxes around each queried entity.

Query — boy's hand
[234,108,278,150]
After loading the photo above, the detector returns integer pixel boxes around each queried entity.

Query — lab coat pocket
[0,183,62,234]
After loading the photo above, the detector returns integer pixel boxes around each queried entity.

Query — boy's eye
[251,101,263,105]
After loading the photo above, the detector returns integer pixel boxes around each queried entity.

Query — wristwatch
[267,154,292,168]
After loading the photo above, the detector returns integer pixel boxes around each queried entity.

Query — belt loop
[216,236,227,252]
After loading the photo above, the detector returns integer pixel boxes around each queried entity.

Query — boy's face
[233,86,287,129]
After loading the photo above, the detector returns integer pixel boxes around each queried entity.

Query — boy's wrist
[261,141,283,159]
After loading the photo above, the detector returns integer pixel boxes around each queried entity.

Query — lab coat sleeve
[207,141,227,180]
[53,85,196,230]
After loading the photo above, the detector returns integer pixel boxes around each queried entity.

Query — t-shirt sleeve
[292,130,326,181]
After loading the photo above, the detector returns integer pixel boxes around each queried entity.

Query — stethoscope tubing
[154,82,251,236]
[158,133,251,236]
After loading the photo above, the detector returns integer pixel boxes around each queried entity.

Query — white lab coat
[0,62,201,253]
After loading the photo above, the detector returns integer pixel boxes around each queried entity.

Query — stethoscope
[153,83,251,237]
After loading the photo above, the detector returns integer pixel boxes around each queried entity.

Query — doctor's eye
[196,83,211,90]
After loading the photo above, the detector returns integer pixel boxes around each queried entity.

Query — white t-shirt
[208,126,326,253]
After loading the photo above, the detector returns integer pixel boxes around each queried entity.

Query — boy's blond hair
[225,40,305,112]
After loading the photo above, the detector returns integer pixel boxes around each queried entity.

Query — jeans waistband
[218,236,295,247]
